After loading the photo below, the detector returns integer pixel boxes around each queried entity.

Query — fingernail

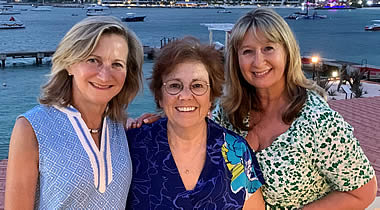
[143,119,148,123]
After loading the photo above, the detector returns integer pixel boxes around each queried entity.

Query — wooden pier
[0,47,160,68]
[0,51,55,68]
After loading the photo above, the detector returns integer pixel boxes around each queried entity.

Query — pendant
[185,169,190,174]
[89,128,100,134]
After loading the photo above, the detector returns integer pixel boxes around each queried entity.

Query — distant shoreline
[4,2,380,10]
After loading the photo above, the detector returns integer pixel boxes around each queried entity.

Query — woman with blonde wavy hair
[5,16,143,209]
[213,7,377,209]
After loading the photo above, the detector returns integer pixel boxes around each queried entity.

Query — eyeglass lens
[164,80,209,96]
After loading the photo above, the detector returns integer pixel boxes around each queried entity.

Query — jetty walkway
[0,46,159,68]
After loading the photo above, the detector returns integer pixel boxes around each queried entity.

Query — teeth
[176,107,196,112]
[92,82,111,89]
[254,70,270,76]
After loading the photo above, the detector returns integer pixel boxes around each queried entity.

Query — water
[0,7,380,159]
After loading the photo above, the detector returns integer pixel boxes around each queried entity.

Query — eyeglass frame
[162,79,210,96]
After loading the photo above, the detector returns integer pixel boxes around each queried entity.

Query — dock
[0,46,160,68]
[0,51,55,68]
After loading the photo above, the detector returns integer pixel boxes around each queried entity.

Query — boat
[31,0,52,11]
[284,5,327,20]
[314,5,356,10]
[0,16,25,29]
[86,5,111,16]
[31,5,52,11]
[365,20,380,31]
[0,5,21,15]
[121,13,145,22]
[217,9,231,13]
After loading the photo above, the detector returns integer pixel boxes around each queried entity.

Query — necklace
[169,141,206,176]
[89,128,100,134]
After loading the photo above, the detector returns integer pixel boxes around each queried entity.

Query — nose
[252,51,265,68]
[97,63,111,81]
[178,86,193,100]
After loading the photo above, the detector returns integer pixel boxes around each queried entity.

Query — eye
[86,58,98,64]
[241,49,253,55]
[168,82,182,89]
[263,46,274,52]
[191,82,205,89]
[112,62,125,69]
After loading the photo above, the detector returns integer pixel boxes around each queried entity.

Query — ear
[66,66,73,76]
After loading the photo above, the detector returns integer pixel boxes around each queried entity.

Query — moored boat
[0,5,21,15]
[217,9,231,13]
[314,5,356,10]
[365,20,380,31]
[31,5,52,11]
[284,5,327,20]
[121,13,145,22]
[86,4,110,16]
[0,16,25,29]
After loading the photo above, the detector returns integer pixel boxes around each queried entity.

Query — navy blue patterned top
[126,118,264,210]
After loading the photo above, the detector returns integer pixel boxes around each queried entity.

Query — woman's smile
[89,81,113,89]
[175,106,197,112]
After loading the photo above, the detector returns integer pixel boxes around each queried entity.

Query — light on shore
[311,56,319,64]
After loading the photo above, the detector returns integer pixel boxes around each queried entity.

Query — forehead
[92,34,128,55]
[165,61,209,81]
[241,29,273,46]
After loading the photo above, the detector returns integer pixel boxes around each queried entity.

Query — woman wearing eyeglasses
[126,36,265,209]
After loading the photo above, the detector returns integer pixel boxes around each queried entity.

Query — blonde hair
[39,16,144,123]
[223,8,325,130]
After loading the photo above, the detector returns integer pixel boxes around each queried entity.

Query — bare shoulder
[8,117,38,160]
[5,117,39,209]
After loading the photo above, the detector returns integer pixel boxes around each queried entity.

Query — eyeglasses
[162,80,210,96]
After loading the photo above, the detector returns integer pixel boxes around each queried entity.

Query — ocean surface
[0,7,380,159]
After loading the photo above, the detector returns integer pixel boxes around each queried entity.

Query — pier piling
[0,54,5,68]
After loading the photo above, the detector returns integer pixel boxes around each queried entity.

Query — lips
[176,106,197,112]
[253,69,271,77]
[90,82,112,89]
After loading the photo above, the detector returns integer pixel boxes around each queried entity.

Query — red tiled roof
[329,96,380,196]
[0,159,7,210]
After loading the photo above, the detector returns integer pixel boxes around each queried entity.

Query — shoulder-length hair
[223,8,325,131]
[150,36,224,111]
[39,16,144,123]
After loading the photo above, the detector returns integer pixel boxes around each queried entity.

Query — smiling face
[68,33,128,110]
[159,61,211,130]
[238,30,287,93]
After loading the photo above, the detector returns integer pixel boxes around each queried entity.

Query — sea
[0,6,379,159]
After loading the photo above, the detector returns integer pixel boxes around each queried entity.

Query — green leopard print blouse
[212,90,375,209]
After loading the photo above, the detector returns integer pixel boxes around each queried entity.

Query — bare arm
[303,176,377,210]
[5,117,39,210]
[243,188,265,210]
[126,113,161,129]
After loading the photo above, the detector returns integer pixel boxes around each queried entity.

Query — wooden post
[37,52,44,65]
[0,54,6,68]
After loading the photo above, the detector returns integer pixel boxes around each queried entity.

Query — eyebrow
[88,54,127,65]
[165,78,208,83]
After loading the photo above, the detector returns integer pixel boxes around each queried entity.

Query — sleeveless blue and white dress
[22,105,132,209]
